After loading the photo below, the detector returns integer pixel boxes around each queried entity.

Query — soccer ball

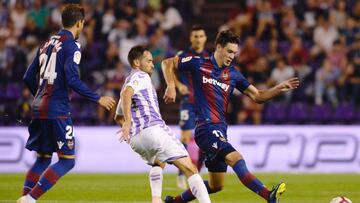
[330,196,352,203]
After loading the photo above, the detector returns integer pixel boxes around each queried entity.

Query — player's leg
[28,153,75,200]
[172,157,211,203]
[26,118,76,201]
[128,125,170,202]
[151,124,210,203]
[225,151,285,203]
[178,105,194,189]
[149,160,166,203]
[22,153,52,195]
[166,171,225,203]
[18,119,52,203]
[177,129,192,189]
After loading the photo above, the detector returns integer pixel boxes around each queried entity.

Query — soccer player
[175,25,210,189]
[161,30,299,203]
[114,45,211,203]
[17,4,116,203]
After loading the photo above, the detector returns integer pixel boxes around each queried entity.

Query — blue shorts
[194,123,236,172]
[26,118,75,155]
[179,102,196,130]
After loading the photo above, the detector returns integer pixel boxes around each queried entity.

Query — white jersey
[116,69,164,137]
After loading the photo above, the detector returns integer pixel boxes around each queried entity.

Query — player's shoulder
[229,66,247,80]
[63,39,81,51]
[128,70,149,81]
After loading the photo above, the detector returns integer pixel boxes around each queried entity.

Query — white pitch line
[0,201,245,203]
[0,201,148,203]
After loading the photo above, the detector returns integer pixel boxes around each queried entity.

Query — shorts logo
[67,140,74,150]
[57,141,64,149]
[212,142,218,149]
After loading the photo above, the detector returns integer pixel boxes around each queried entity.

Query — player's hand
[99,96,116,110]
[163,85,176,104]
[117,120,131,143]
[277,77,299,92]
[177,83,189,95]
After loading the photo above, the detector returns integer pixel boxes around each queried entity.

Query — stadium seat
[263,102,287,124]
[331,102,354,123]
[309,104,332,123]
[287,102,308,123]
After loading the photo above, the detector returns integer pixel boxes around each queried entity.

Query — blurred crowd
[222,0,360,124]
[1,0,360,125]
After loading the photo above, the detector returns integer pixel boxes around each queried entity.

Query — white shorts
[129,124,188,165]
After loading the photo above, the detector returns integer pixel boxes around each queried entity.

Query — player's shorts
[179,102,196,130]
[26,118,75,155]
[194,123,236,172]
[129,123,188,165]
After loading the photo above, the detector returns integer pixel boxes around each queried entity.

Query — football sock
[176,180,218,202]
[22,157,51,195]
[149,166,163,198]
[232,159,270,200]
[29,158,75,199]
[187,174,211,203]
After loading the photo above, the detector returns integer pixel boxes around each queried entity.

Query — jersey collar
[190,47,205,56]
[59,29,74,39]
[210,54,230,70]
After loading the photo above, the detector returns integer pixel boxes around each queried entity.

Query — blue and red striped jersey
[23,29,100,119]
[177,48,210,104]
[178,55,250,126]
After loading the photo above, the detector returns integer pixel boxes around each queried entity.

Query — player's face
[139,51,154,75]
[219,43,238,66]
[190,30,206,50]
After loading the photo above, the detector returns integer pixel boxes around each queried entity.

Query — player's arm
[23,50,40,96]
[118,86,134,142]
[64,47,115,110]
[114,100,125,127]
[161,56,179,103]
[243,77,299,104]
[174,75,189,96]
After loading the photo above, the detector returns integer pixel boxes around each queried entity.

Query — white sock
[187,174,211,203]
[26,194,36,203]
[149,166,163,198]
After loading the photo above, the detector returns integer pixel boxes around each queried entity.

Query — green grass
[0,173,359,203]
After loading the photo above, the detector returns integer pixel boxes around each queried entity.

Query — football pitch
[0,173,359,203]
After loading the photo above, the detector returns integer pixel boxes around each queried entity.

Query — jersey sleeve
[235,71,251,92]
[64,42,100,103]
[23,49,40,96]
[177,56,201,72]
[124,73,147,94]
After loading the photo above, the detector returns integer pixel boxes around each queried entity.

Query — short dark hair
[128,45,149,67]
[61,4,85,28]
[191,25,205,32]
[215,30,239,47]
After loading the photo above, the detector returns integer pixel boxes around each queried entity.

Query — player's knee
[181,159,198,176]
[59,158,75,171]
[225,151,243,167]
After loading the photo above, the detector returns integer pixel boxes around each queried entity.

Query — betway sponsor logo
[202,76,229,91]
